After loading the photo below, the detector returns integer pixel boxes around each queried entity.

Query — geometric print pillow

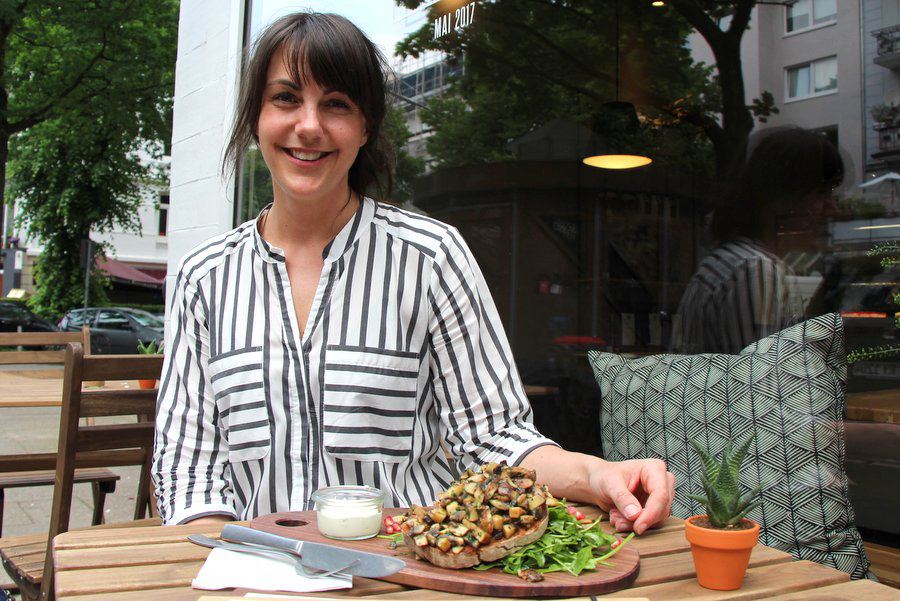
[588,313,871,579]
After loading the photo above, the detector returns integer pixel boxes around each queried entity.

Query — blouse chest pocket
[323,345,420,463]
[208,346,270,463]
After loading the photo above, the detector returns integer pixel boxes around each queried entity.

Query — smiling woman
[151,11,674,534]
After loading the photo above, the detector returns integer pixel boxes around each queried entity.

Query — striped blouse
[670,237,800,354]
[152,198,556,524]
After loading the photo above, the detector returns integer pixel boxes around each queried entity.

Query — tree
[664,0,779,177]
[6,0,177,317]
[395,0,777,179]
[1,0,176,245]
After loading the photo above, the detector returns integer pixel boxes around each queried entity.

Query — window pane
[236,146,274,224]
[97,310,132,331]
[788,65,811,98]
[127,309,164,328]
[813,57,837,93]
[813,0,836,25]
[786,0,810,32]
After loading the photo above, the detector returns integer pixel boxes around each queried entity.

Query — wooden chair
[0,330,120,538]
[0,342,164,600]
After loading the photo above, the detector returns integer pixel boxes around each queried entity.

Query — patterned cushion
[588,313,870,579]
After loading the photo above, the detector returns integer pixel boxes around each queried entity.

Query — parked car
[59,307,164,354]
[0,301,57,333]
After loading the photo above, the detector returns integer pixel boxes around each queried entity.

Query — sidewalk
[0,406,142,588]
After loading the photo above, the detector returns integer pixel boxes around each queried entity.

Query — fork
[187,534,355,580]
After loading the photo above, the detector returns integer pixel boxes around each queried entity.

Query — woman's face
[256,49,368,208]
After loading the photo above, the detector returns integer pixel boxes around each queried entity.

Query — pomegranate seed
[611,539,621,548]
[575,511,586,520]
[566,506,577,515]
[384,517,393,526]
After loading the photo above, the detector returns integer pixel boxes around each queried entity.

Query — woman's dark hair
[712,126,845,241]
[224,12,395,199]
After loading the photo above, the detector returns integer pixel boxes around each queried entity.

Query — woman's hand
[586,458,676,535]
[521,447,675,535]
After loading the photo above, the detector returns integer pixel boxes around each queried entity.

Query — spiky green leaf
[705,482,731,527]
[729,435,754,476]
[690,439,719,483]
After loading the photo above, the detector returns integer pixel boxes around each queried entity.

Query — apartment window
[786,56,837,100]
[786,0,837,33]
[158,193,169,237]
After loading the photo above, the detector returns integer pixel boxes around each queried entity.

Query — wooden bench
[0,331,120,538]
[0,469,119,537]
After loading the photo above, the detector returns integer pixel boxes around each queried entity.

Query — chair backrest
[40,342,163,599]
[0,329,90,367]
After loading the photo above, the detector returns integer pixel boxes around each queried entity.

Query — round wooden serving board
[251,509,640,598]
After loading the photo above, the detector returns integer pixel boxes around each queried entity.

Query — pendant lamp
[583,0,652,170]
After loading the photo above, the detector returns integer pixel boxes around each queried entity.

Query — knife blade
[220,524,405,578]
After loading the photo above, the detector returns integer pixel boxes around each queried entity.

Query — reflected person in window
[671,127,845,354]
[152,12,674,534]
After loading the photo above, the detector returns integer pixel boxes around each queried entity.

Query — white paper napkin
[192,548,353,593]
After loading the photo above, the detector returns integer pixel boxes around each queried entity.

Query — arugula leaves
[474,504,634,576]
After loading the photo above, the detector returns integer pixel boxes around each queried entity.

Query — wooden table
[50,505,899,600]
[0,370,135,408]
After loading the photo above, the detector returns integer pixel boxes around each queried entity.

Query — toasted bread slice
[399,462,555,569]
[402,507,548,568]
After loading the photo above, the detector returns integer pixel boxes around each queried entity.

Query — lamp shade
[583,154,652,169]
[582,101,652,170]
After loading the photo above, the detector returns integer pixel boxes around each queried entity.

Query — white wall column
[166,0,246,322]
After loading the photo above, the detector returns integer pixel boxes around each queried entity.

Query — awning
[859,172,900,188]
[97,258,165,288]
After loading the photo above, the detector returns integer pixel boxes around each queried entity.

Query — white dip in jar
[312,485,385,540]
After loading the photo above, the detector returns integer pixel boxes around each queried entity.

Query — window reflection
[237,0,899,547]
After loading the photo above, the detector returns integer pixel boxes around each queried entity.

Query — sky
[249,0,431,63]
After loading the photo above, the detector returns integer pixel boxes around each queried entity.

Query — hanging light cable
[583,0,652,170]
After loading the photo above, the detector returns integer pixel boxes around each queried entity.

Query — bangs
[279,14,384,114]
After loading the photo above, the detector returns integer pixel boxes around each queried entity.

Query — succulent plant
[689,435,762,528]
[136,339,163,355]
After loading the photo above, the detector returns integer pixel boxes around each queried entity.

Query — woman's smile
[281,146,334,167]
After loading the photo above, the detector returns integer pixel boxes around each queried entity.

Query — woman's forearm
[519,444,600,503]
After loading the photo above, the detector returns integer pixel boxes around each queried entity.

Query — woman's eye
[326,99,351,110]
[272,91,296,103]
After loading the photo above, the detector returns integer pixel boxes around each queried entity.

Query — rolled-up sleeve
[428,227,558,469]
[152,265,235,524]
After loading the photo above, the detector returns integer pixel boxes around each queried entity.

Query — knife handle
[220,524,303,555]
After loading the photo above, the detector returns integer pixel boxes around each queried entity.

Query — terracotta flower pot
[138,379,158,390]
[685,515,759,590]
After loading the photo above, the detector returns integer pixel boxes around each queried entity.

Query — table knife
[220,524,405,578]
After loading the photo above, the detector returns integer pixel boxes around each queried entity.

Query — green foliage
[384,104,426,203]
[837,195,888,220]
[5,0,178,319]
[871,102,900,127]
[475,504,633,576]
[847,242,900,364]
[394,0,768,178]
[136,339,163,355]
[689,435,762,528]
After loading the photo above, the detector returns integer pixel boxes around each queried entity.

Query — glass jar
[311,485,386,540]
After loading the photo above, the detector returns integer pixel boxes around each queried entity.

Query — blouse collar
[251,197,375,264]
